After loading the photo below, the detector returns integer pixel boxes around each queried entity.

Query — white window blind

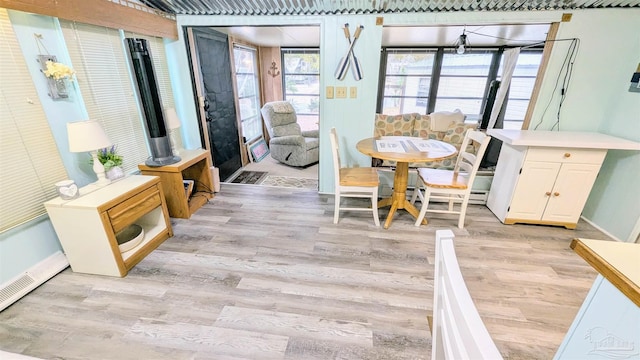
[124,32,175,109]
[0,9,69,232]
[60,20,149,173]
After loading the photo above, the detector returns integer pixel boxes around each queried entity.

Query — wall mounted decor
[35,34,74,99]
[335,23,363,81]
[268,61,280,77]
[38,55,71,99]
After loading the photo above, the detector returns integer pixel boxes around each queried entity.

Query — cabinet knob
[564,152,571,158]
[554,192,560,197]
[545,192,552,196]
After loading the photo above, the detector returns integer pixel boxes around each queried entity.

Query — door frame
[185,27,210,152]
[185,26,249,167]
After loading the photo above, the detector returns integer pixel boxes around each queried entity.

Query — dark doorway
[188,28,242,181]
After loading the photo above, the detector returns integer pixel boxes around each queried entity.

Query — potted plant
[92,146,124,180]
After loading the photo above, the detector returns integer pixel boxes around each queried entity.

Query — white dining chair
[330,128,380,226]
[411,129,491,228]
[431,229,503,360]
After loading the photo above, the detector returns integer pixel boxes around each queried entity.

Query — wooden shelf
[138,148,214,219]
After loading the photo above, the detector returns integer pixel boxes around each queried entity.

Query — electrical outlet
[336,86,347,98]
[349,87,357,98]
[326,86,334,99]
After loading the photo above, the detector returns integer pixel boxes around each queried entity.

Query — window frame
[378,46,543,128]
[281,48,320,117]
[232,44,262,144]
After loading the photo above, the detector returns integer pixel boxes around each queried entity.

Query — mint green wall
[552,10,640,242]
[0,217,63,283]
[0,11,81,283]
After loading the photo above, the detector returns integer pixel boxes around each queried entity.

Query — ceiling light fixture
[455,29,469,55]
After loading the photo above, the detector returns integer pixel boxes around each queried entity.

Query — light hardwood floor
[0,184,606,359]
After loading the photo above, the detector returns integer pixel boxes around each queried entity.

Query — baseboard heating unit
[0,251,69,312]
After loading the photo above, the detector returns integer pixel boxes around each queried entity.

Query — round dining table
[356,136,457,229]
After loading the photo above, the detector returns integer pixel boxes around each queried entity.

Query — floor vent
[0,251,69,312]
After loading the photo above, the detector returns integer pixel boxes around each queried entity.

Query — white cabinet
[487,130,640,229]
[44,175,173,277]
[505,148,605,228]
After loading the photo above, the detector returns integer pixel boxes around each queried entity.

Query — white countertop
[44,175,157,208]
[487,129,640,150]
[571,238,640,307]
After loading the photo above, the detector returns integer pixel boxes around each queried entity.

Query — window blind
[0,9,69,232]
[60,20,150,172]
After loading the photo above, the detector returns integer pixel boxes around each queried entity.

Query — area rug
[229,171,268,184]
[260,176,318,190]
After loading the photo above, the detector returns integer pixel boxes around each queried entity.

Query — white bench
[431,229,503,360]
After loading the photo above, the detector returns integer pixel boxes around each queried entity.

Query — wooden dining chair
[330,128,380,226]
[411,129,491,229]
[431,229,503,360]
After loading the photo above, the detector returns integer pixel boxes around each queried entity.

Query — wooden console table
[44,175,173,277]
[138,148,214,219]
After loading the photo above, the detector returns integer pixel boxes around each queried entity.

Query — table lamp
[164,107,182,156]
[67,120,113,186]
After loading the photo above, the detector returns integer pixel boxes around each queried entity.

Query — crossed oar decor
[334,23,364,81]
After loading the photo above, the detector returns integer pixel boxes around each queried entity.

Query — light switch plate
[336,86,347,98]
[326,86,334,99]
[349,87,357,98]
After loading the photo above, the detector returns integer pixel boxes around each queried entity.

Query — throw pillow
[429,109,465,132]
[374,113,418,137]
[412,115,438,139]
[443,122,478,149]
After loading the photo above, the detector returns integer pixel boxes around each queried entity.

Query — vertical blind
[60,20,150,172]
[0,9,69,232]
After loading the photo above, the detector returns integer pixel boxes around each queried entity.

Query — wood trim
[228,36,250,166]
[1,0,177,39]
[570,238,640,307]
[522,22,559,130]
[258,46,283,145]
[186,27,211,152]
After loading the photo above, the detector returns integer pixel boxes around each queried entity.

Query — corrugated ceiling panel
[140,0,640,15]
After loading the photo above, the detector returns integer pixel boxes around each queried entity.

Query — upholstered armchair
[260,101,319,167]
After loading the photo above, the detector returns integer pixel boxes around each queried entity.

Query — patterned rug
[229,171,268,184]
[259,176,318,190]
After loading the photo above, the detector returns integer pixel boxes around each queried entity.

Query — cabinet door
[542,163,600,224]
[507,161,561,221]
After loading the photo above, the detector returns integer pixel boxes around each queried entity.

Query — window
[435,51,494,115]
[379,47,542,128]
[61,21,151,173]
[0,9,68,232]
[282,49,319,131]
[498,51,543,129]
[381,49,435,115]
[233,45,261,143]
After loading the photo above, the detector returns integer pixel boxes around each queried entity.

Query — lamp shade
[67,120,112,152]
[164,107,181,130]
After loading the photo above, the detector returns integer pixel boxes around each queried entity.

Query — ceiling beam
[1,0,178,39]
